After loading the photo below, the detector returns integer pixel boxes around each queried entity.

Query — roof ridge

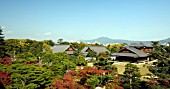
[125,46,147,57]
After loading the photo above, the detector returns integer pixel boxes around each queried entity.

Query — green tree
[7,63,55,89]
[165,42,170,58]
[150,41,168,59]
[43,40,54,46]
[123,63,141,89]
[107,44,123,53]
[149,41,170,79]
[76,55,87,66]
[5,39,20,57]
[97,56,107,66]
[42,42,52,54]
[110,46,119,53]
[60,41,70,44]
[72,42,86,56]
[57,38,63,44]
[87,50,96,61]
[28,41,43,56]
[87,51,96,57]
[87,75,100,88]
[41,52,76,75]
[5,39,46,58]
[1,52,77,89]
[0,26,6,58]
[148,58,170,79]
[0,58,56,89]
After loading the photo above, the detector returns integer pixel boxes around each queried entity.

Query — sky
[0,0,170,42]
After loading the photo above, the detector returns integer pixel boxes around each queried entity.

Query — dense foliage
[121,63,141,89]
[147,42,170,88]
[52,66,122,89]
[0,52,77,88]
[0,28,170,88]
[4,39,55,58]
[107,44,124,53]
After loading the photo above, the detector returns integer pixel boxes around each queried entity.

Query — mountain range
[80,37,170,44]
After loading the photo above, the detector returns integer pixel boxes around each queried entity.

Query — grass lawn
[112,62,153,76]
[112,63,125,74]
[138,66,152,75]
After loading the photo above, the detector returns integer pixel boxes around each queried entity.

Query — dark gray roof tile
[81,46,110,55]
[51,45,74,54]
[124,46,148,57]
[112,53,138,58]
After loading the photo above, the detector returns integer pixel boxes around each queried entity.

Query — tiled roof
[111,45,148,58]
[112,53,138,58]
[124,46,148,57]
[81,46,110,55]
[81,47,88,53]
[50,44,74,54]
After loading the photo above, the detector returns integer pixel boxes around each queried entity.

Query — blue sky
[0,0,170,42]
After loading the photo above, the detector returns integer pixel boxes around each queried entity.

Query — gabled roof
[81,47,89,52]
[81,46,110,55]
[117,46,147,57]
[112,53,138,58]
[129,43,153,48]
[50,44,74,54]
[120,46,148,57]
[112,45,148,58]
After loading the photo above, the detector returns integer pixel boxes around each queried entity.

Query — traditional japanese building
[81,46,110,56]
[129,43,154,53]
[50,44,75,55]
[112,45,149,62]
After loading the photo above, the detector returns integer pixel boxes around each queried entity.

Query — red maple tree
[0,57,12,66]
[0,71,12,86]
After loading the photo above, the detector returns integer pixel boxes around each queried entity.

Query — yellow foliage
[107,44,123,50]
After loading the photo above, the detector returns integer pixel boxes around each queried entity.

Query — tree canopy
[0,26,6,58]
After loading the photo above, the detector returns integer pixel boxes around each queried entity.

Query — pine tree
[0,26,6,58]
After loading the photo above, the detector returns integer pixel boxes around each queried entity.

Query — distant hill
[80,37,170,44]
[159,38,170,43]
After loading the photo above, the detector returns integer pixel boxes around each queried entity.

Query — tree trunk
[130,78,132,89]
[130,73,132,89]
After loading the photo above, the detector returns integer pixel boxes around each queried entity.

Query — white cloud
[1,26,5,29]
[4,31,13,34]
[0,26,13,34]
[69,40,76,42]
[5,31,13,34]
[44,32,52,36]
